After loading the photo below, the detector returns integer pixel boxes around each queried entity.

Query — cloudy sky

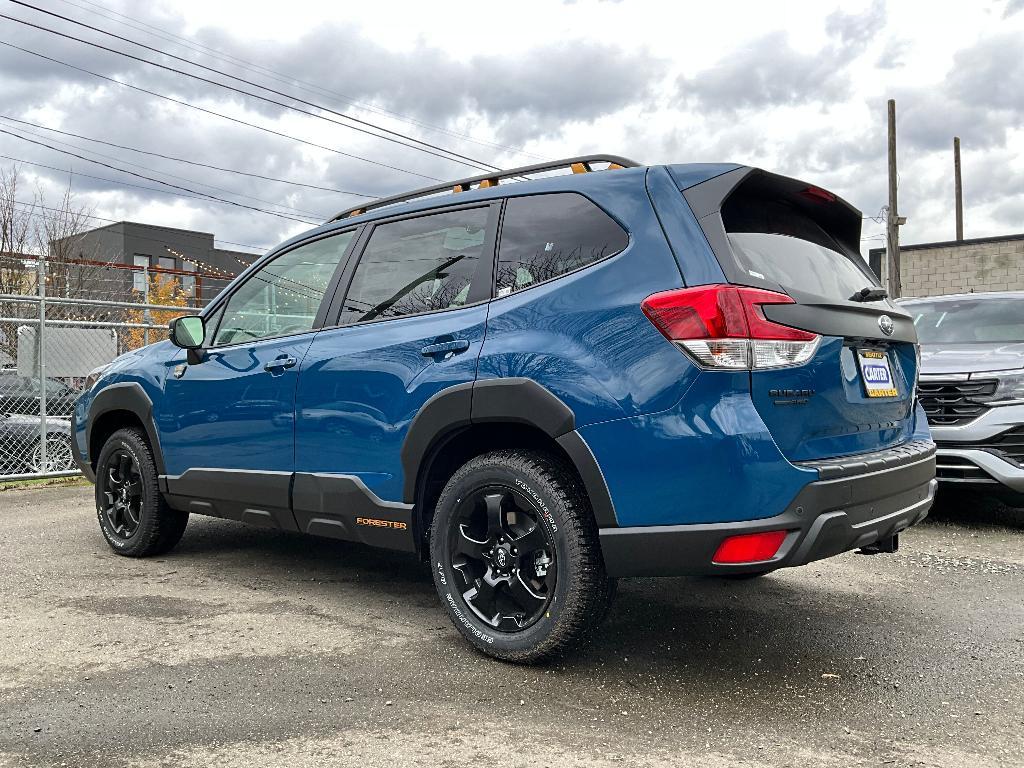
[1,0,1022,260]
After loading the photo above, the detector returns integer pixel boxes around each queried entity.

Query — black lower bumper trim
[600,451,936,578]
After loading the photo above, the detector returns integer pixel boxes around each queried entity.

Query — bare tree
[0,166,36,362]
[0,164,125,362]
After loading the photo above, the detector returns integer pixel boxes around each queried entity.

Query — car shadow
[927,487,1024,530]
[157,517,933,714]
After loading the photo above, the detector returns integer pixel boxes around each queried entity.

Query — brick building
[869,233,1024,298]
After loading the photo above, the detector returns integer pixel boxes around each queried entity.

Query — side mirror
[169,316,206,365]
[169,315,205,348]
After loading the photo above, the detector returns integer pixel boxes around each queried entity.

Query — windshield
[907,297,1024,343]
[727,232,878,301]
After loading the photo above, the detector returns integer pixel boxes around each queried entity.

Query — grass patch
[0,476,89,492]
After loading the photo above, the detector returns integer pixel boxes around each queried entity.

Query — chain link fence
[0,259,224,482]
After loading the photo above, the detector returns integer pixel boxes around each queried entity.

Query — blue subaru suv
[73,156,936,662]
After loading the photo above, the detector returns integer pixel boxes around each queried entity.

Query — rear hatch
[682,169,918,462]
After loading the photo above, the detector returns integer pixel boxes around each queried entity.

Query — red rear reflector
[712,530,789,564]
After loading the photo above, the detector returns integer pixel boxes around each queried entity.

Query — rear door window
[495,193,628,296]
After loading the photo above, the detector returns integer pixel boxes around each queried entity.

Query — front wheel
[94,427,188,557]
[430,449,613,663]
[27,433,75,473]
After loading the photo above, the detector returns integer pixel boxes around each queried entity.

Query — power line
[10,199,271,252]
[0,38,440,183]
[0,141,319,225]
[53,0,547,163]
[0,120,328,219]
[0,115,376,198]
[4,4,502,174]
[0,115,375,198]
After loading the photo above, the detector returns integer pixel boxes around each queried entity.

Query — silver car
[900,291,1024,503]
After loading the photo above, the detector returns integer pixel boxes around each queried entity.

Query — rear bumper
[600,441,936,577]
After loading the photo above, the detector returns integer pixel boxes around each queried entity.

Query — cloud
[895,31,1024,153]
[824,0,887,47]
[679,1,887,112]
[1005,0,1024,18]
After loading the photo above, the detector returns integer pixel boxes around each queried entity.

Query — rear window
[495,193,627,296]
[907,297,1024,343]
[723,197,877,301]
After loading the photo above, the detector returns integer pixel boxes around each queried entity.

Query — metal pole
[36,256,47,473]
[954,136,964,241]
[143,265,151,346]
[886,99,902,299]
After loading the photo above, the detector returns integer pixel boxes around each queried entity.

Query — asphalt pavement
[0,483,1021,767]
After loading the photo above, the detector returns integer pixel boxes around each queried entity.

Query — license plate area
[857,349,898,398]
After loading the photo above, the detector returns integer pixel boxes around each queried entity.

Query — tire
[430,449,613,663]
[94,427,188,557]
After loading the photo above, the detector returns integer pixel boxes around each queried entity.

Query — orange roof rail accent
[606,163,624,170]
[328,154,641,222]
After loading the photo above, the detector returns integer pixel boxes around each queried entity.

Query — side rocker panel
[293,472,416,552]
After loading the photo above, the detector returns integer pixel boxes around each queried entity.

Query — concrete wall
[870,234,1024,297]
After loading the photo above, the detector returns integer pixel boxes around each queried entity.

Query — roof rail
[328,154,642,222]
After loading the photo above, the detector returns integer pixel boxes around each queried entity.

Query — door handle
[264,356,298,372]
[420,339,470,357]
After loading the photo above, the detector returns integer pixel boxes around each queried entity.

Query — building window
[181,260,197,299]
[132,255,150,293]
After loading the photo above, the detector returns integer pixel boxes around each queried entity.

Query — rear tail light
[641,284,820,370]
[712,530,789,564]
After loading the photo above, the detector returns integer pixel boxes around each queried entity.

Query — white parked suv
[901,291,1024,503]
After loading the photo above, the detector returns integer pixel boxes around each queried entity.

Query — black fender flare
[86,382,167,476]
[402,378,618,527]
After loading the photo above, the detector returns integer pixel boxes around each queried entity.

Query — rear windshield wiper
[850,286,888,302]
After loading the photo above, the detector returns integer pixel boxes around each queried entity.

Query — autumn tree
[123,273,191,350]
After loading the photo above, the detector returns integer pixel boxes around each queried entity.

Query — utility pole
[954,136,964,241]
[886,99,903,298]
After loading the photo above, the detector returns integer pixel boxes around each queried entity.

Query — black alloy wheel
[101,448,144,539]
[448,486,556,632]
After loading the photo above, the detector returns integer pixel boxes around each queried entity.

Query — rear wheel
[95,427,188,557]
[430,449,613,663]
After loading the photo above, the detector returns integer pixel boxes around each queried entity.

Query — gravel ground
[0,484,1021,768]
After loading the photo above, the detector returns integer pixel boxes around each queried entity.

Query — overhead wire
[4,4,502,174]
[53,0,547,162]
[0,115,376,198]
[0,40,442,183]
[9,199,271,252]
[0,139,321,225]
[0,120,329,220]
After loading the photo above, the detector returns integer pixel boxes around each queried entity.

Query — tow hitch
[858,533,899,555]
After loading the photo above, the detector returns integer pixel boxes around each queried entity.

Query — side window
[212,230,354,346]
[338,207,489,325]
[495,193,628,296]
